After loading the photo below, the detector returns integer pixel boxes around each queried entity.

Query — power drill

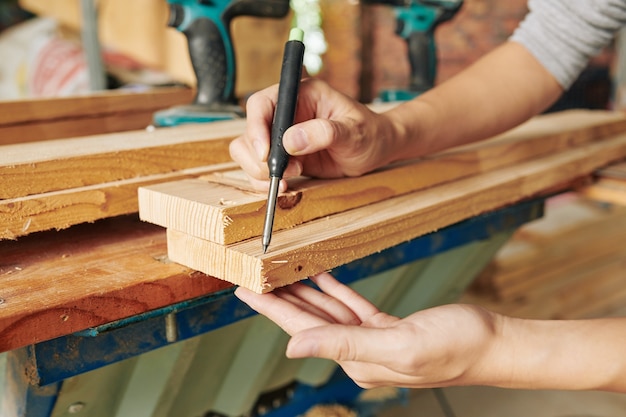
[154,0,291,126]
[363,0,463,101]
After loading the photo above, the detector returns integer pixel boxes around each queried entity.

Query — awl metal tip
[263,245,268,254]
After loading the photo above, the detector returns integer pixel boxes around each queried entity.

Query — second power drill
[363,0,463,101]
[155,0,291,126]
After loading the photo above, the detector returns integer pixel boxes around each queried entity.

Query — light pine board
[471,196,626,301]
[464,195,626,320]
[165,131,626,292]
[0,118,244,199]
[579,161,626,205]
[0,87,193,145]
[0,163,237,240]
[139,110,626,245]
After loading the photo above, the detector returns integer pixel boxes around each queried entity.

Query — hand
[234,272,501,389]
[229,79,402,192]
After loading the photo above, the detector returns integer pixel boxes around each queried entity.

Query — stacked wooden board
[0,87,193,145]
[0,88,245,240]
[579,161,626,206]
[2,101,626,350]
[138,110,626,293]
[465,192,626,320]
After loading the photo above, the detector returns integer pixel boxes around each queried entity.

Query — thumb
[283,119,346,156]
[286,324,395,363]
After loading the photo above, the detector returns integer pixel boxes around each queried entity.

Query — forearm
[385,41,563,160]
[480,314,626,392]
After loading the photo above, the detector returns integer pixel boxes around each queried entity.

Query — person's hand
[234,272,502,389]
[229,79,403,192]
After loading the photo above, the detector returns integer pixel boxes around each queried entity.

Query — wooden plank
[139,110,626,245]
[595,161,626,179]
[464,251,626,320]
[579,177,626,205]
[465,194,626,318]
[0,119,244,199]
[578,161,626,205]
[0,87,194,145]
[471,196,626,298]
[165,131,626,293]
[0,163,237,240]
[484,225,626,300]
[0,87,192,125]
[0,215,231,353]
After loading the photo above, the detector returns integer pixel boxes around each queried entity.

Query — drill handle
[184,17,236,107]
[407,30,436,93]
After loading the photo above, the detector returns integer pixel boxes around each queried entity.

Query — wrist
[382,98,439,163]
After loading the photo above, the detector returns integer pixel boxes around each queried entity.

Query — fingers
[229,85,277,189]
[234,286,328,335]
[286,318,399,363]
[245,85,278,158]
[273,284,340,324]
[282,279,362,326]
[309,273,380,322]
[233,77,382,187]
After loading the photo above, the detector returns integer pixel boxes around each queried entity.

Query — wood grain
[464,195,626,320]
[0,119,244,199]
[165,131,626,292]
[578,161,626,205]
[139,110,626,245]
[0,163,237,240]
[0,87,193,145]
[0,215,232,353]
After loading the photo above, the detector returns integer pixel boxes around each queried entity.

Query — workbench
[0,198,543,417]
[3,91,626,416]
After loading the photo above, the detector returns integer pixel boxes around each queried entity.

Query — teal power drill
[154,0,291,126]
[363,0,463,101]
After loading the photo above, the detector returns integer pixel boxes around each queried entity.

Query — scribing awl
[262,28,305,253]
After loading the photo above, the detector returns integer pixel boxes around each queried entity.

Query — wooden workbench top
[0,215,232,353]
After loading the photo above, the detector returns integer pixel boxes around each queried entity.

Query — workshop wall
[318,0,531,102]
[319,0,615,109]
[13,0,291,99]
[6,0,617,110]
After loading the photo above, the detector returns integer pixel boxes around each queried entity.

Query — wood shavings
[22,218,31,232]
[219,198,238,206]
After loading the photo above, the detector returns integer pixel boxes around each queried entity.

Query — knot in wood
[277,191,302,210]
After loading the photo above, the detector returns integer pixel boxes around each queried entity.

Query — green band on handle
[289,27,304,42]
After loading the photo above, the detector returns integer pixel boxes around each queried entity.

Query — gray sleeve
[510,0,626,89]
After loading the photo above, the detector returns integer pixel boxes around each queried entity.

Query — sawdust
[302,404,357,417]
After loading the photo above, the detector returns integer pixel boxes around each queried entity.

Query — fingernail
[286,127,308,155]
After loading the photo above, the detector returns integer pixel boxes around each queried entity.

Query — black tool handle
[268,39,305,178]
[407,30,436,93]
[184,17,235,107]
[168,4,236,107]
[224,0,291,21]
